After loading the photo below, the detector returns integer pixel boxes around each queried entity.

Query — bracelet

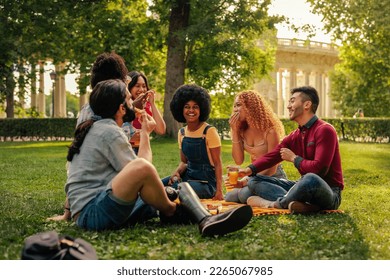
[231,139,241,144]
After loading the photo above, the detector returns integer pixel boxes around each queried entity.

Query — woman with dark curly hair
[162,84,224,200]
[225,90,287,204]
[76,52,130,127]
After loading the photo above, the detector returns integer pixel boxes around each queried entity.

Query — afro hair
[170,84,211,123]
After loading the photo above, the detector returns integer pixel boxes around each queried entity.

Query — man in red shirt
[241,86,343,213]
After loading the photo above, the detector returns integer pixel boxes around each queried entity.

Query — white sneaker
[247,196,273,208]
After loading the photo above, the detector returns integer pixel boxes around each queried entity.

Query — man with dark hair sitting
[242,86,344,214]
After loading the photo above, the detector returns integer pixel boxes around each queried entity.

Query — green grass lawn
[0,139,389,260]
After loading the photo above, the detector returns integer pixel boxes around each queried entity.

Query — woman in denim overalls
[162,84,224,200]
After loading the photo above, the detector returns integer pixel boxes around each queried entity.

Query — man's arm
[239,143,284,177]
[137,112,156,163]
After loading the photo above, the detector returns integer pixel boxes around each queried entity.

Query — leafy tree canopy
[1,0,282,125]
[308,0,390,117]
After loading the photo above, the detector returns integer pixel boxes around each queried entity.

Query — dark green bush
[0,117,388,143]
[209,117,389,143]
[337,118,390,142]
[0,118,77,141]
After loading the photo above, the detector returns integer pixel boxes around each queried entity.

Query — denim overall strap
[182,125,212,164]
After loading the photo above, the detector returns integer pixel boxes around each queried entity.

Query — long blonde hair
[236,90,285,138]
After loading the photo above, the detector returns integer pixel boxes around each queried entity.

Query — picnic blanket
[200,199,344,216]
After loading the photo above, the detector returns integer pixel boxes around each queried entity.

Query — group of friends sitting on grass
[48,52,344,237]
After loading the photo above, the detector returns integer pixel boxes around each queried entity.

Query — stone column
[304,70,311,85]
[289,68,297,91]
[30,65,37,109]
[53,64,67,117]
[266,71,278,112]
[54,65,60,117]
[38,62,46,117]
[322,74,328,117]
[315,72,323,117]
[283,70,289,117]
[59,63,66,117]
[277,69,284,117]
[327,78,335,117]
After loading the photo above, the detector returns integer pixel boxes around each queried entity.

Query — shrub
[0,117,388,143]
[209,117,390,143]
[0,118,76,141]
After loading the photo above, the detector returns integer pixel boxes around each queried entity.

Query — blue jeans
[248,173,342,210]
[161,174,215,199]
[247,175,294,201]
[225,165,288,203]
[125,197,158,226]
[76,189,157,231]
[224,186,253,203]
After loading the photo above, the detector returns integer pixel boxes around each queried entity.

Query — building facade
[254,38,340,118]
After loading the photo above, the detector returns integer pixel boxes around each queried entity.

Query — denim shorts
[76,188,136,231]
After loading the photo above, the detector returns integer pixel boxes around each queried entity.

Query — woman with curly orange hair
[225,90,287,203]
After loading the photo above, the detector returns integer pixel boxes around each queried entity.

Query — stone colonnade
[254,38,340,118]
[30,62,69,117]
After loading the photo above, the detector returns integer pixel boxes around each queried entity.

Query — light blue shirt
[76,103,94,127]
[77,103,135,137]
[65,118,137,217]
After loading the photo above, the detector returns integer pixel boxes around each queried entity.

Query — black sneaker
[159,204,193,225]
[199,205,253,237]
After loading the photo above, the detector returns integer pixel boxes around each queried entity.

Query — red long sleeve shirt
[248,116,344,189]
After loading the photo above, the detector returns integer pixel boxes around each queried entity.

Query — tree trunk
[163,0,190,137]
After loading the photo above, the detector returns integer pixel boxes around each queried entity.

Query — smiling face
[183,100,200,124]
[287,92,307,121]
[129,76,148,100]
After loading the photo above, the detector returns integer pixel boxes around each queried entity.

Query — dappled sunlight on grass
[277,215,297,226]
[0,141,70,149]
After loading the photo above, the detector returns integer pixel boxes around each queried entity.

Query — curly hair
[236,90,285,138]
[170,84,211,123]
[90,52,128,88]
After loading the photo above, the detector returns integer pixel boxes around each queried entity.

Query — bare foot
[46,211,71,222]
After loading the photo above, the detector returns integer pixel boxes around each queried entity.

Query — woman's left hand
[229,112,240,131]
[146,90,156,104]
[133,92,148,109]
[213,189,224,200]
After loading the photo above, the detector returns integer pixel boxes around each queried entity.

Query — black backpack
[21,231,98,260]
